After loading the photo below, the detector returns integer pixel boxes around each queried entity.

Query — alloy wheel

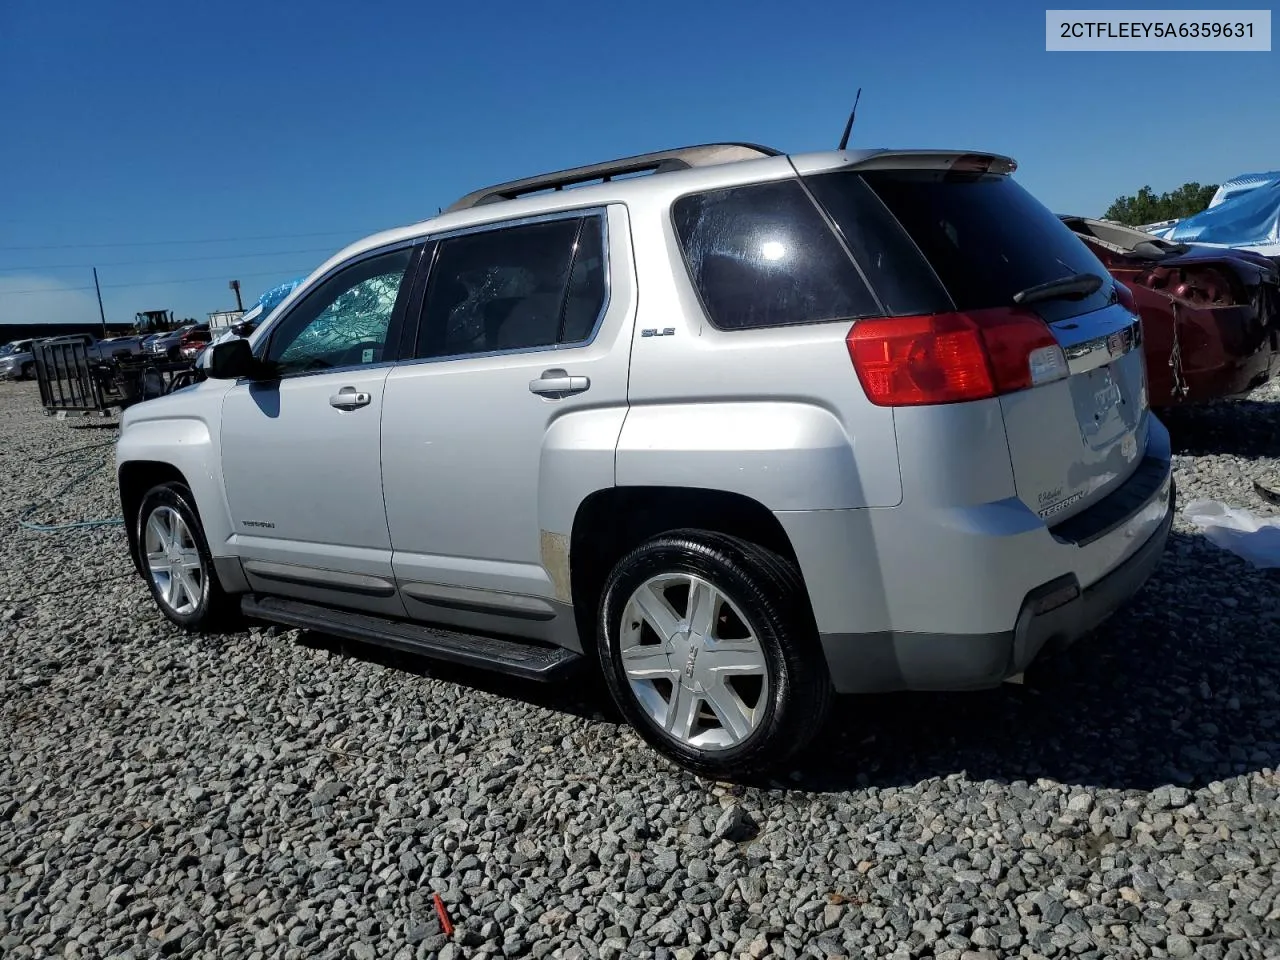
[619,573,770,751]
[144,506,204,616]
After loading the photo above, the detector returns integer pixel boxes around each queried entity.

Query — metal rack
[33,336,202,416]
[445,142,782,212]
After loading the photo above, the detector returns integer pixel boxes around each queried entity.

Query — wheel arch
[568,485,803,644]
[118,460,191,575]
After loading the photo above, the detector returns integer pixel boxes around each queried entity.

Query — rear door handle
[329,386,372,410]
[528,369,590,398]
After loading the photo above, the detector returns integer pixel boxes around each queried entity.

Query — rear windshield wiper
[1012,272,1104,306]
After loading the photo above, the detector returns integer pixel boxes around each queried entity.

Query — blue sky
[1,0,1276,327]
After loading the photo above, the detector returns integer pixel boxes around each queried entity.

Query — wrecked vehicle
[1062,215,1280,406]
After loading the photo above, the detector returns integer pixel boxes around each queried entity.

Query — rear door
[807,164,1149,523]
[380,206,633,643]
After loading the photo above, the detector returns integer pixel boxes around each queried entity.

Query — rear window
[803,172,951,316]
[672,179,879,330]
[856,169,1113,322]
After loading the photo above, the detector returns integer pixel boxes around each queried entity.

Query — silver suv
[0,340,35,380]
[116,143,1173,777]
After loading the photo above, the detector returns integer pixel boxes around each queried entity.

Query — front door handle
[528,368,590,398]
[329,386,372,410]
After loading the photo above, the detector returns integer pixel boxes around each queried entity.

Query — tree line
[1103,182,1218,226]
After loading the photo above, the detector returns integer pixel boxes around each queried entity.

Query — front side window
[672,179,879,330]
[265,247,413,375]
[415,215,607,359]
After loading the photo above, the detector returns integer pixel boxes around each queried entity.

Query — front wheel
[137,483,236,631]
[597,530,831,779]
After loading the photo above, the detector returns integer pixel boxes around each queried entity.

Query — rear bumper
[779,414,1175,694]
[817,481,1173,693]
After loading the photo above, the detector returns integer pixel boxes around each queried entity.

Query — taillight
[1133,265,1237,305]
[1113,281,1138,315]
[1172,267,1234,305]
[846,307,1068,407]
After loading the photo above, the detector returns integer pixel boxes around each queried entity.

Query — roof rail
[444,142,783,212]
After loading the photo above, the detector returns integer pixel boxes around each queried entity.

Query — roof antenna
[837,88,862,151]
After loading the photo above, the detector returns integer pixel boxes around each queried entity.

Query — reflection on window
[672,180,877,330]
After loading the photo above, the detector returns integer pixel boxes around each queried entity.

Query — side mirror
[230,319,258,337]
[207,338,270,380]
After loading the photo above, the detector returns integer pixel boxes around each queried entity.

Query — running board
[240,595,582,682]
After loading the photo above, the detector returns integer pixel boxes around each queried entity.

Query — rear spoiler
[792,149,1017,177]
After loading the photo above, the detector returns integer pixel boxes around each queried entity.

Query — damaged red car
[1062,215,1280,408]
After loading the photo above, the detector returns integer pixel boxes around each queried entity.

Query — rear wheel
[597,530,831,778]
[137,483,236,631]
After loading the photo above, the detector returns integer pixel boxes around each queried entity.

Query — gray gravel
[2,377,1280,960]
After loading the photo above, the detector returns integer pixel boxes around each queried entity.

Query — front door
[380,208,635,643]
[220,243,420,615]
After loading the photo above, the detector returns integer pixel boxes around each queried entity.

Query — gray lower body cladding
[821,484,1175,694]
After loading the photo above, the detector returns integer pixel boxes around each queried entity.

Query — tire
[136,483,236,632]
[20,362,33,380]
[597,529,831,778]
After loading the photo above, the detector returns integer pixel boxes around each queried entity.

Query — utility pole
[93,267,108,337]
[230,279,243,312]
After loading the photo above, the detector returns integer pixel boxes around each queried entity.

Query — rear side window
[416,215,607,359]
[858,169,1113,323]
[672,179,879,330]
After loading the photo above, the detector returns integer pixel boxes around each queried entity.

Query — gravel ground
[2,377,1279,960]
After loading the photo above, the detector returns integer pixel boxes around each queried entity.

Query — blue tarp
[252,278,304,317]
[1163,171,1280,248]
[1209,171,1280,207]
[209,277,305,350]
